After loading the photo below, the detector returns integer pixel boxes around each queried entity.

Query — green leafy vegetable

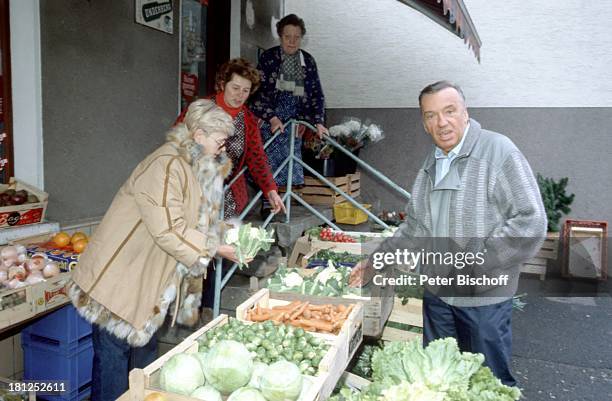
[332,338,521,401]
[225,223,275,267]
[266,264,366,298]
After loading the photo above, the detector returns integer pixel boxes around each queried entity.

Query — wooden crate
[338,371,372,391]
[128,314,329,401]
[381,297,423,342]
[0,178,48,229]
[288,235,313,268]
[269,281,394,339]
[236,288,363,393]
[521,232,559,280]
[301,173,361,205]
[0,272,71,330]
[309,231,384,256]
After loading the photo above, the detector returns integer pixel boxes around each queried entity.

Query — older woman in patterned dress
[249,14,328,190]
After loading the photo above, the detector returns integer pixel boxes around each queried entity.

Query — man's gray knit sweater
[376,119,547,306]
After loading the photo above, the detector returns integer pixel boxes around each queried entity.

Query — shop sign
[135,0,174,34]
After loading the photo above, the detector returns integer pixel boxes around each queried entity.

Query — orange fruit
[52,232,71,248]
[70,232,88,245]
[72,239,88,253]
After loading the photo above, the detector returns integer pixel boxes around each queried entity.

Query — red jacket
[175,96,277,214]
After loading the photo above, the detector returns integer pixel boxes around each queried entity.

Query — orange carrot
[290,302,310,320]
[294,318,334,333]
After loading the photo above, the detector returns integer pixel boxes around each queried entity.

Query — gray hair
[418,81,466,108]
[167,99,234,145]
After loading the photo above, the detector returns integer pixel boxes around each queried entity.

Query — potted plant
[537,174,575,232]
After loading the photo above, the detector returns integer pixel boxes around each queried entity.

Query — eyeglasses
[214,137,227,148]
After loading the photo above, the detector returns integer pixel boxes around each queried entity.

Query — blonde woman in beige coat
[69,99,245,401]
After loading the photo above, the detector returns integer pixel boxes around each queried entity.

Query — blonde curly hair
[167,99,234,146]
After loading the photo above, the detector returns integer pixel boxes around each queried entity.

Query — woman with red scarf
[177,58,285,218]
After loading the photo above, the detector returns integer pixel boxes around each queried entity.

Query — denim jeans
[423,292,516,386]
[91,324,158,401]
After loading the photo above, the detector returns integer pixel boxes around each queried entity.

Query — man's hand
[315,123,328,139]
[270,117,284,134]
[215,244,253,265]
[267,190,286,214]
[349,261,375,287]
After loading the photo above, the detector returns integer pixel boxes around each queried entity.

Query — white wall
[286,0,612,108]
[9,0,43,188]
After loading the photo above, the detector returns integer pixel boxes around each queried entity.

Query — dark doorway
[204,0,231,95]
[0,0,14,183]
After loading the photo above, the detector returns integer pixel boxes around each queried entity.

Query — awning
[398,0,482,62]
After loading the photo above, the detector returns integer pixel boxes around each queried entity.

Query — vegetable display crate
[22,305,92,351]
[129,314,329,401]
[0,272,72,331]
[333,202,371,225]
[0,178,48,229]
[236,288,364,398]
[22,335,93,401]
[337,371,371,392]
[381,297,423,342]
[308,231,384,256]
[301,173,361,205]
[11,233,81,272]
[520,232,559,280]
[266,281,394,339]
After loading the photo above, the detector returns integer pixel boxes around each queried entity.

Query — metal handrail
[212,119,412,317]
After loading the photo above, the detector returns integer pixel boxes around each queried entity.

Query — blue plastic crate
[37,384,91,401]
[22,305,91,350]
[22,337,93,401]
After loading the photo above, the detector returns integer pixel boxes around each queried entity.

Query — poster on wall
[135,0,174,34]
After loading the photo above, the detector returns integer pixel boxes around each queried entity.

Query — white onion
[0,270,7,284]
[25,273,45,285]
[1,246,20,268]
[7,278,26,289]
[43,262,60,278]
[8,265,26,281]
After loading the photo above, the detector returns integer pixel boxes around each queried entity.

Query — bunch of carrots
[246,301,354,334]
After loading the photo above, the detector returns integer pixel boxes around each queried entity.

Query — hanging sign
[181,72,199,103]
[135,0,174,34]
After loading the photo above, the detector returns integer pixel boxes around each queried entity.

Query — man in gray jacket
[350,81,547,386]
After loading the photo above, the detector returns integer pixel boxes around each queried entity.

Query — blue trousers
[91,325,158,401]
[423,292,516,386]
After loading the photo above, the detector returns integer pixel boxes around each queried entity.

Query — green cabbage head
[203,340,254,394]
[159,353,205,395]
[190,385,222,401]
[227,387,267,401]
[259,360,303,401]
[248,362,269,389]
